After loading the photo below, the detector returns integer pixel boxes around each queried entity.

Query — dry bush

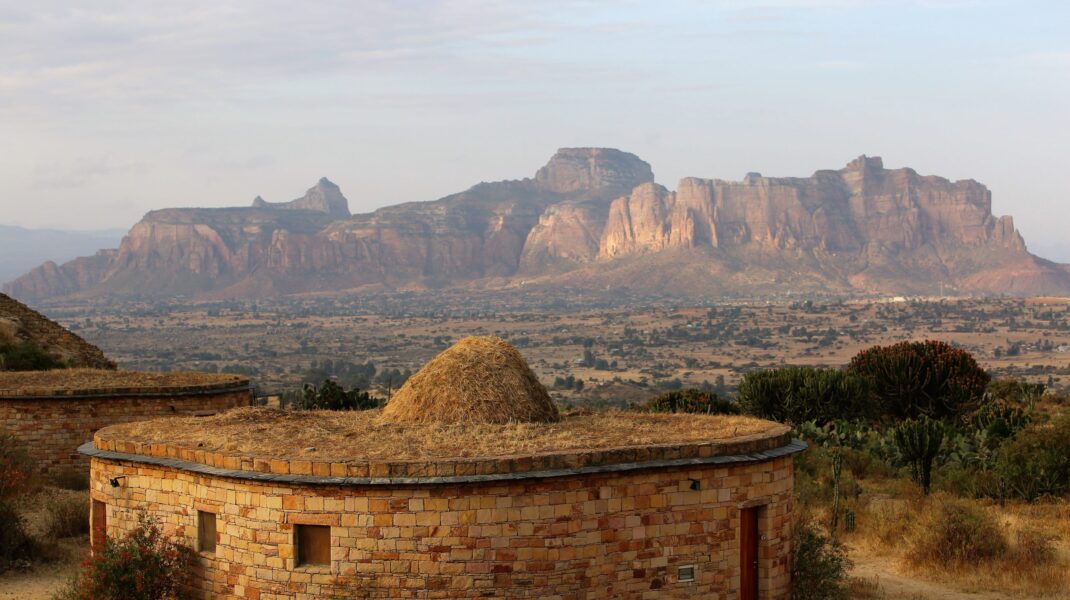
[906,497,1007,566]
[43,492,89,539]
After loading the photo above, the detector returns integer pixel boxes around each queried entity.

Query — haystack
[381,336,559,424]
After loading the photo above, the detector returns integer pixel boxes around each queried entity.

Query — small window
[677,565,695,582]
[296,524,331,566]
[198,511,217,553]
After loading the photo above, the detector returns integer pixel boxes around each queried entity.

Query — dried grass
[0,369,247,395]
[381,336,559,424]
[101,407,781,462]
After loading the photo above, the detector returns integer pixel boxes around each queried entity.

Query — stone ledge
[0,382,251,400]
[79,439,806,486]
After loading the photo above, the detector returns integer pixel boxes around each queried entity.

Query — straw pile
[381,336,560,425]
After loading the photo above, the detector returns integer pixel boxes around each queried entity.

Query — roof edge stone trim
[79,439,807,486]
[0,381,251,399]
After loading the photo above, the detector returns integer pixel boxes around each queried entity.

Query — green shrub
[994,413,1070,501]
[791,517,851,600]
[737,367,871,425]
[57,512,194,600]
[300,379,382,411]
[0,340,66,371]
[640,389,740,415]
[986,379,1045,406]
[43,493,89,539]
[848,340,989,420]
[907,498,1007,565]
[893,416,945,494]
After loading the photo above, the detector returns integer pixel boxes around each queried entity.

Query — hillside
[0,293,115,369]
[6,149,1069,300]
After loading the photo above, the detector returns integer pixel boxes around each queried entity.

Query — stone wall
[1,386,249,475]
[89,452,794,599]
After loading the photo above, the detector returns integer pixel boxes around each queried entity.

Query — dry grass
[101,406,781,462]
[848,493,1070,597]
[0,369,246,395]
[382,336,559,424]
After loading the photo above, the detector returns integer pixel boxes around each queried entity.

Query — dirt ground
[0,541,80,600]
[851,554,1028,600]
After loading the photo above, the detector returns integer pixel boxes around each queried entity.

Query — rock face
[0,293,115,368]
[250,178,350,217]
[6,150,1070,300]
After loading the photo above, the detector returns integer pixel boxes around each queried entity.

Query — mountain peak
[247,179,349,217]
[845,155,884,172]
[534,148,654,195]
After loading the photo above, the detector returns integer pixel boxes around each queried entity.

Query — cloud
[32,157,148,189]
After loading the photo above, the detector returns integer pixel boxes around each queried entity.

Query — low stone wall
[86,440,799,599]
[1,384,249,475]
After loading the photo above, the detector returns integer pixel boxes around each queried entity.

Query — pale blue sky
[1,1,1068,253]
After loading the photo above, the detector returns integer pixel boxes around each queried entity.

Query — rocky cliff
[6,149,1069,300]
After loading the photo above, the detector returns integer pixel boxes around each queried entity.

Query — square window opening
[198,511,217,553]
[296,524,331,567]
[677,565,696,583]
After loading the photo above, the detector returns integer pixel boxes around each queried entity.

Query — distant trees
[641,389,740,415]
[299,380,381,411]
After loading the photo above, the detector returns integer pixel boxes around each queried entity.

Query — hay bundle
[381,336,559,424]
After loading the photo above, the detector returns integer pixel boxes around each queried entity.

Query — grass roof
[381,336,559,425]
[0,369,248,396]
[100,407,783,463]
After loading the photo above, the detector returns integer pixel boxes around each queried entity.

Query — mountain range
[6,148,1070,301]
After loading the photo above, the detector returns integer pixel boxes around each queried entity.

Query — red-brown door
[740,507,759,600]
[91,500,106,555]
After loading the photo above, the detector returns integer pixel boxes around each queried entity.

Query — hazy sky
[1,1,1068,252]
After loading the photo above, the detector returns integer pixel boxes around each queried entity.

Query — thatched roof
[381,336,560,425]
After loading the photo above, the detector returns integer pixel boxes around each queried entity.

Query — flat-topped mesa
[533,148,654,195]
[380,336,560,425]
[250,178,350,217]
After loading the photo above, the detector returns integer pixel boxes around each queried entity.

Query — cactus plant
[893,416,945,494]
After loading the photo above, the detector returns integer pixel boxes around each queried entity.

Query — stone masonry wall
[90,454,794,599]
[1,388,249,475]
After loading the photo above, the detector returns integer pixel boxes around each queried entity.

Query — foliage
[737,367,871,425]
[907,497,1006,566]
[848,340,990,420]
[57,513,194,600]
[994,412,1070,501]
[0,430,34,500]
[0,499,38,571]
[0,339,66,371]
[50,467,90,491]
[791,517,852,600]
[44,493,90,539]
[300,379,382,411]
[641,388,740,415]
[986,379,1044,407]
[893,416,945,494]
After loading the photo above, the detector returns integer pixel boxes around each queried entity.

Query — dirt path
[0,562,77,600]
[852,554,1042,600]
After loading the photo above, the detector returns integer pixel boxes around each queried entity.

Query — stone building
[0,370,250,475]
[84,337,801,599]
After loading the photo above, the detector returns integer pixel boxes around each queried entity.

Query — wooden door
[91,500,107,555]
[740,507,759,600]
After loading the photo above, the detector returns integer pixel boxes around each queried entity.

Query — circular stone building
[0,369,250,475]
[85,337,803,599]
